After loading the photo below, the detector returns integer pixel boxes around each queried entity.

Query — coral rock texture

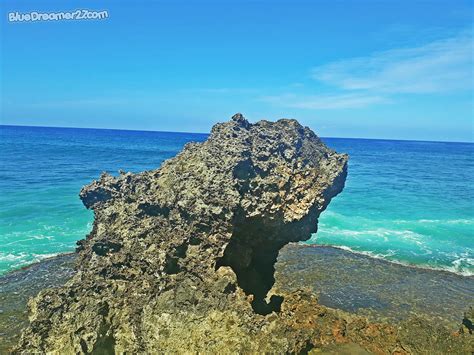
[15,114,346,353]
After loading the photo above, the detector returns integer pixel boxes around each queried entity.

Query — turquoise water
[0,126,473,275]
[310,138,474,275]
[0,125,207,274]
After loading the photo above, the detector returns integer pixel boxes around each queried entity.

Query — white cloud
[260,30,473,111]
[311,31,473,94]
[260,93,389,109]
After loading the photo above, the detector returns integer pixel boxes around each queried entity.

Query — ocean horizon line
[1,123,473,145]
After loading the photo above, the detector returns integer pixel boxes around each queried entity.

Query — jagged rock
[14,115,471,354]
[461,307,474,334]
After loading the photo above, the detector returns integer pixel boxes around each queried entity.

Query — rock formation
[15,114,472,354]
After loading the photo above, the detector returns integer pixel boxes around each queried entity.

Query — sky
[0,0,473,142]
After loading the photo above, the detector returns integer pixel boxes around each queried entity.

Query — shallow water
[275,245,474,329]
[0,125,472,274]
[0,254,75,352]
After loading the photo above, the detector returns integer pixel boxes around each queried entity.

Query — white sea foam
[0,251,63,275]
[322,245,474,277]
[334,245,397,259]
[417,218,474,225]
[32,234,55,240]
[31,253,61,261]
[321,210,474,226]
[317,227,426,245]
[0,252,27,262]
[1,234,55,246]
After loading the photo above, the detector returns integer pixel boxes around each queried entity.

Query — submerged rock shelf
[276,244,474,329]
[0,254,75,353]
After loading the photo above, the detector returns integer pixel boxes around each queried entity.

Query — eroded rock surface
[15,115,471,354]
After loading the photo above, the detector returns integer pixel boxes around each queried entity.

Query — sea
[0,125,473,275]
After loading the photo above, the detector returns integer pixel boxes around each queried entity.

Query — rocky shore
[5,114,473,353]
[2,245,473,353]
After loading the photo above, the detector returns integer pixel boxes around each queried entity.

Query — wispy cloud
[260,93,389,109]
[311,30,473,94]
[261,30,473,110]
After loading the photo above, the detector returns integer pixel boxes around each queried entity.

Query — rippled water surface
[0,125,472,274]
[276,245,473,328]
[0,125,207,273]
[310,137,474,275]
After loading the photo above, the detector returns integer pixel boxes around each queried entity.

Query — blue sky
[1,0,473,141]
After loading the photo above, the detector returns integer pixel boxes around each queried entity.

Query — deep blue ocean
[1,125,473,275]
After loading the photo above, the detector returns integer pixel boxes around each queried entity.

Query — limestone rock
[15,114,347,353]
